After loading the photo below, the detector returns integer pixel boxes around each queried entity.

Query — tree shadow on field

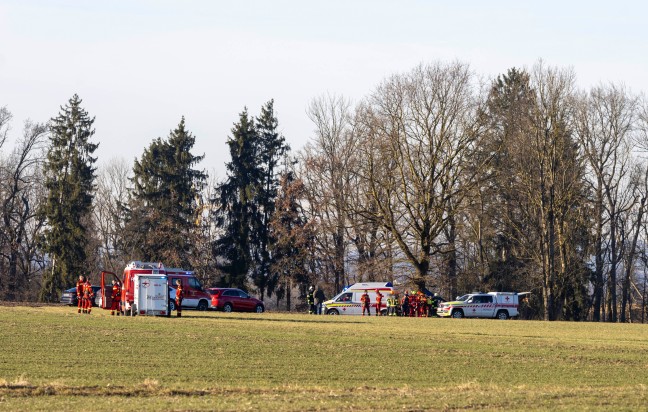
[184,315,363,325]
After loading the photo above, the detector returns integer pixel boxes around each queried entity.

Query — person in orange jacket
[175,279,184,317]
[76,275,85,314]
[375,290,384,316]
[83,277,94,314]
[110,280,121,316]
[361,290,371,316]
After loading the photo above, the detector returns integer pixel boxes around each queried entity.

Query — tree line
[1,60,648,321]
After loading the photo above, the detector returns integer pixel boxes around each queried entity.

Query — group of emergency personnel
[72,276,185,318]
[306,286,443,317]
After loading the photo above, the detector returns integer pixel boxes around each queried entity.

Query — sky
[1,0,647,178]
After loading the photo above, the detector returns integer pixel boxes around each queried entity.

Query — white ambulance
[322,282,394,315]
[437,292,528,319]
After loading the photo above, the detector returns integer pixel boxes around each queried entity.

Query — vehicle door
[221,289,241,309]
[188,276,207,305]
[333,292,354,314]
[464,296,480,317]
[100,271,120,310]
[169,277,192,308]
[478,295,495,317]
[237,290,255,310]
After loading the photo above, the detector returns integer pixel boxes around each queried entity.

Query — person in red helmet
[361,290,371,316]
[110,280,122,316]
[83,277,94,314]
[76,275,85,314]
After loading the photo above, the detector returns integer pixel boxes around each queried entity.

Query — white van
[322,282,394,315]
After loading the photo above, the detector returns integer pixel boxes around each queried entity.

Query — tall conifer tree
[213,109,259,288]
[252,100,289,299]
[124,118,205,268]
[40,94,98,301]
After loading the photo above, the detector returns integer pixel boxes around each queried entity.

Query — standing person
[361,290,371,316]
[83,277,94,314]
[426,294,434,317]
[387,291,397,316]
[110,280,121,316]
[175,279,184,317]
[307,286,316,314]
[375,290,384,316]
[401,291,410,317]
[76,275,85,314]
[314,287,326,315]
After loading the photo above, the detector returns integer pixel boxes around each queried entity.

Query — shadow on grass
[179,314,363,324]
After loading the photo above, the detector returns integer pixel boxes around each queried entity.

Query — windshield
[456,294,470,302]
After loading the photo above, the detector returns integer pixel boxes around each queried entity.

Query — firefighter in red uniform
[76,275,85,314]
[175,279,184,317]
[375,290,383,316]
[111,280,121,316]
[361,290,371,316]
[83,278,94,314]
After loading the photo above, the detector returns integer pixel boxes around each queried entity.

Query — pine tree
[213,109,260,288]
[251,100,289,299]
[40,94,98,301]
[124,117,205,268]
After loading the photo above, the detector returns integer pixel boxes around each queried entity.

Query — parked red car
[207,288,265,313]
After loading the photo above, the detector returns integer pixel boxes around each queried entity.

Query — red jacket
[112,283,121,300]
[76,280,84,297]
[175,285,184,301]
[361,293,370,306]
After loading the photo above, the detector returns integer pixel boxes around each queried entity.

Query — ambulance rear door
[100,271,120,310]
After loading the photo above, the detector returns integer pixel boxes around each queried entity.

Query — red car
[207,288,265,313]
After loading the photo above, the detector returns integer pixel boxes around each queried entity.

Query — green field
[1,306,648,411]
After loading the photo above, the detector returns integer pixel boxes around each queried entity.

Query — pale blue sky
[1,0,646,177]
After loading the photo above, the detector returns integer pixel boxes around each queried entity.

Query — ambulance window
[483,296,493,303]
[336,293,352,302]
[188,277,202,290]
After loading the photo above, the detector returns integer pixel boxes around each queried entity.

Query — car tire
[224,303,233,313]
[197,300,208,311]
[255,304,264,313]
[496,310,509,320]
[451,309,464,319]
[169,300,176,312]
[327,309,339,315]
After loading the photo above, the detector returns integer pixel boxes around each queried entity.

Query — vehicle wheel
[197,300,208,311]
[327,309,339,315]
[169,300,176,312]
[451,309,464,319]
[496,310,509,320]
[223,303,233,313]
[255,304,264,313]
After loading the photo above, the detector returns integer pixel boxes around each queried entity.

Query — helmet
[309,286,314,292]
[405,291,409,295]
[390,290,395,294]
[434,293,438,297]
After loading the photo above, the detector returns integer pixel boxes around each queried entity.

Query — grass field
[1,306,648,411]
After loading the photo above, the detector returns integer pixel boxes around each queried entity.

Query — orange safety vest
[175,285,184,301]
[83,282,94,298]
[361,293,370,305]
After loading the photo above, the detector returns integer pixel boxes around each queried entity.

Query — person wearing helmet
[401,291,410,317]
[76,275,85,314]
[387,291,397,316]
[361,290,371,316]
[306,286,315,314]
[82,277,94,314]
[110,279,122,316]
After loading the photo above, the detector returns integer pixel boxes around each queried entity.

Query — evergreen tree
[40,94,98,301]
[269,172,313,310]
[213,109,260,288]
[251,100,289,299]
[124,117,206,268]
